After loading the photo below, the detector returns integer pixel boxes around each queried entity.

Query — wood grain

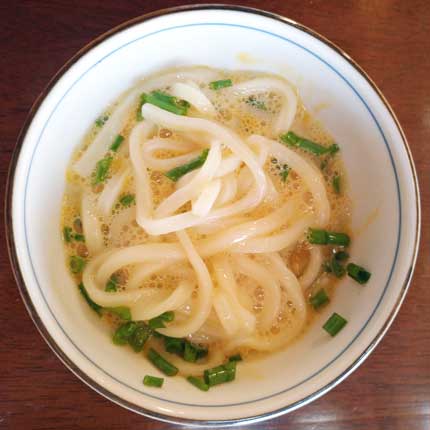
[1,1,429,429]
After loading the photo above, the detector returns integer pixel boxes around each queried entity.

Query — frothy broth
[61,66,351,379]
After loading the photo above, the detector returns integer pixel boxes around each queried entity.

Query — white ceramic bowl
[6,5,420,426]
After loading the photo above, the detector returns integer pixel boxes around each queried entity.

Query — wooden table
[1,1,429,429]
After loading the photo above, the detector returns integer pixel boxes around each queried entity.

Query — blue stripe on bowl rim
[22,22,401,408]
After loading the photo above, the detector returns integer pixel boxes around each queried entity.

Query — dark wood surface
[1,1,429,429]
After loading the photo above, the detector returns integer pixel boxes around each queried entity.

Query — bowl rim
[5,3,421,426]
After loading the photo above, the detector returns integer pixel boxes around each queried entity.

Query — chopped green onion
[323,312,348,336]
[165,149,209,182]
[129,323,152,352]
[70,256,86,274]
[204,361,236,387]
[151,91,189,107]
[148,318,164,329]
[220,361,236,382]
[328,143,340,155]
[204,365,227,386]
[187,376,209,391]
[310,289,330,310]
[228,354,243,362]
[347,263,371,284]
[136,96,145,121]
[106,306,131,321]
[309,228,327,244]
[119,194,135,207]
[193,344,208,360]
[335,251,349,261]
[327,231,350,246]
[281,132,339,156]
[164,337,185,355]
[280,165,290,182]
[113,321,151,350]
[163,336,207,362]
[324,251,349,278]
[333,174,341,194]
[308,228,350,246]
[324,250,350,276]
[64,225,85,243]
[105,276,118,292]
[330,257,346,278]
[246,96,267,110]
[93,156,113,185]
[209,79,232,90]
[143,375,164,388]
[162,311,175,321]
[148,311,175,329]
[78,283,130,319]
[323,262,332,273]
[141,91,190,115]
[110,134,124,152]
[63,226,72,243]
[113,321,138,345]
[95,115,109,127]
[157,311,174,322]
[78,283,102,316]
[183,342,198,362]
[147,348,179,376]
[151,330,164,339]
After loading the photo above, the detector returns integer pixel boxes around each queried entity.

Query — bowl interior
[10,6,419,423]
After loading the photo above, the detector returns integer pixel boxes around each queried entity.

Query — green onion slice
[209,79,232,90]
[63,226,72,242]
[228,354,243,362]
[323,312,348,336]
[119,193,135,207]
[129,323,152,352]
[105,277,118,292]
[187,376,209,391]
[113,321,138,345]
[95,115,109,127]
[110,134,124,152]
[193,344,209,360]
[93,156,113,185]
[183,342,197,362]
[310,289,330,310]
[140,91,190,116]
[204,361,236,387]
[143,375,164,388]
[105,306,132,321]
[148,311,175,329]
[147,348,179,376]
[280,164,290,182]
[164,337,185,355]
[136,98,145,122]
[78,283,102,316]
[165,149,209,182]
[70,256,86,274]
[308,228,350,246]
[334,251,349,261]
[333,174,341,194]
[281,131,339,156]
[330,257,346,278]
[347,263,371,284]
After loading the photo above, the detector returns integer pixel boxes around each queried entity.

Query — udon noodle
[62,66,352,382]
